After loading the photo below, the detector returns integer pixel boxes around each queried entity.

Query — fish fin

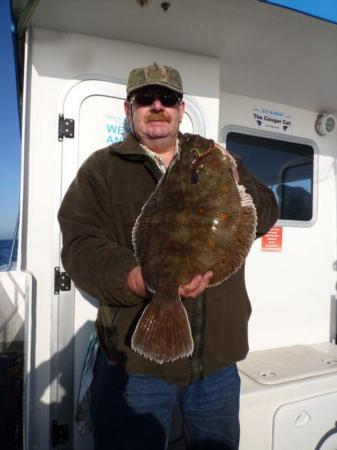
[209,189,257,286]
[237,184,255,208]
[131,293,194,364]
[132,188,162,259]
[132,184,166,291]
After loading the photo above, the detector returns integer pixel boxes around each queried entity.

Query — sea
[0,239,18,268]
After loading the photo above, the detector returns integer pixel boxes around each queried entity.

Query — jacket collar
[109,133,144,157]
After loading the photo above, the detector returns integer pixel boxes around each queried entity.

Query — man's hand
[127,267,213,299]
[179,271,213,299]
[127,266,148,298]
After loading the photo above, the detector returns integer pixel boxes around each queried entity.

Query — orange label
[261,226,283,252]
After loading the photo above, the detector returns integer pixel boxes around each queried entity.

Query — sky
[0,0,21,240]
[261,0,337,24]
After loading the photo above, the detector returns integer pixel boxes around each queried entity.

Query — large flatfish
[131,134,257,364]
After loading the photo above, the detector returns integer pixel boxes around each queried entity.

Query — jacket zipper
[189,291,206,381]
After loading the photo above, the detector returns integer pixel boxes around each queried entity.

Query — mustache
[145,112,171,123]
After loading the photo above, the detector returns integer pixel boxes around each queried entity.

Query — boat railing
[0,213,19,272]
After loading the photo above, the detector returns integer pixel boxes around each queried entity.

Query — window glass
[225,132,314,222]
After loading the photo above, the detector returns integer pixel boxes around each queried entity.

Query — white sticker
[252,107,292,133]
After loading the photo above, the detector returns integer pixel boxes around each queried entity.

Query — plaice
[131,134,257,364]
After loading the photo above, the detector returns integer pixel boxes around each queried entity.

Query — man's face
[124,86,185,146]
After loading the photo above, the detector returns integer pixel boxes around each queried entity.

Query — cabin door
[57,78,207,450]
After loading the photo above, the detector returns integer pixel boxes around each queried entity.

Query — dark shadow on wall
[26,320,168,450]
[25,301,236,450]
[0,271,27,450]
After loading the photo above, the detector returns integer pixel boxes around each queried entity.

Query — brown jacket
[58,133,278,385]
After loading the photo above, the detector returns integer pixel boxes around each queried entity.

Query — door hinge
[54,267,71,294]
[333,261,337,271]
[58,114,75,141]
[51,419,69,447]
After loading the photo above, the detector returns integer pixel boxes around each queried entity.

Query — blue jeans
[90,350,240,450]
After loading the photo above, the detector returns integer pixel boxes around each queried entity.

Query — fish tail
[131,293,194,364]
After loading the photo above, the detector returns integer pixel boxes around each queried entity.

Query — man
[58,62,278,450]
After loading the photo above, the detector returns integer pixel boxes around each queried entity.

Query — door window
[225,131,315,223]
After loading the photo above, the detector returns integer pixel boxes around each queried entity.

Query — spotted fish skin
[131,134,257,364]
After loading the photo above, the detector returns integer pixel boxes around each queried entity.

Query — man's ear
[179,100,185,122]
[124,100,131,118]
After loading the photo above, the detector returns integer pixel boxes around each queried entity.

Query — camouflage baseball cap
[127,62,183,96]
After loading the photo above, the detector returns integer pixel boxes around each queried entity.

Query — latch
[58,114,75,141]
[54,267,71,294]
[51,419,69,447]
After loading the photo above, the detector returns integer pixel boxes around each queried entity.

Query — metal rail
[0,212,19,272]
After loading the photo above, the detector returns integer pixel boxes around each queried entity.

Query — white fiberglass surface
[273,391,337,450]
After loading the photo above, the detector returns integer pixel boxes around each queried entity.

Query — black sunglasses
[130,92,182,107]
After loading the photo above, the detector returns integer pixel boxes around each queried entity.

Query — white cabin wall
[219,91,337,351]
[30,28,220,137]
[22,27,220,448]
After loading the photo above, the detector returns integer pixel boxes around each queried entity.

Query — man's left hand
[179,271,213,299]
